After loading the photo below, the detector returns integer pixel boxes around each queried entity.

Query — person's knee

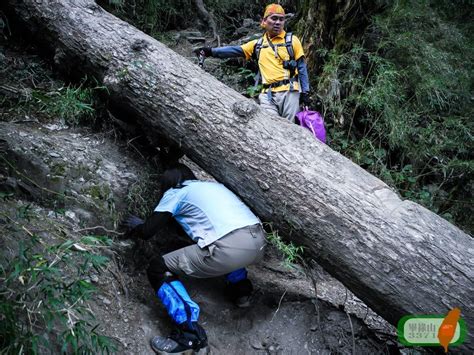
[259,94,278,114]
[263,105,279,116]
[147,256,177,293]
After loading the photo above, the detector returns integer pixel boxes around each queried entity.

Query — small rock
[44,123,67,131]
[140,324,153,335]
[71,208,93,222]
[326,311,340,321]
[118,241,133,248]
[102,297,112,305]
[90,274,99,283]
[49,152,61,158]
[65,211,78,222]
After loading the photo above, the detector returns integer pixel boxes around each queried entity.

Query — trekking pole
[198,50,206,68]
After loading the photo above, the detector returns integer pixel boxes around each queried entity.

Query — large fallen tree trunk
[5,0,473,349]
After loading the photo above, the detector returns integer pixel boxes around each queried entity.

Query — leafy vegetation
[125,173,161,219]
[0,225,117,354]
[102,0,194,36]
[30,83,96,126]
[1,74,103,127]
[265,225,304,268]
[1,46,107,126]
[101,0,266,36]
[237,67,262,97]
[316,0,473,232]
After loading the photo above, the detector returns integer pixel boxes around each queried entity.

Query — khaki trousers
[163,224,266,278]
[259,91,300,122]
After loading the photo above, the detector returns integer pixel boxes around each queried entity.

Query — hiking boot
[150,322,207,354]
[150,336,190,354]
[234,294,251,308]
[225,278,253,308]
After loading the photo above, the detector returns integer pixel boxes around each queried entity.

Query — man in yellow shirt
[196,4,310,122]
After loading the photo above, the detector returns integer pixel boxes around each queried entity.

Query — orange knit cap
[263,3,285,18]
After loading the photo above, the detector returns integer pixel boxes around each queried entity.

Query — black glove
[300,92,311,108]
[314,96,323,110]
[121,215,144,230]
[193,47,213,57]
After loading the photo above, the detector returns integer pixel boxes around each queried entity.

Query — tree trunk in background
[294,0,381,75]
[5,0,473,350]
[194,0,220,45]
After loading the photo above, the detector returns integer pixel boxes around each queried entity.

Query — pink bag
[296,109,326,143]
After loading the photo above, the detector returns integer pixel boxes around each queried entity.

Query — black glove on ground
[194,47,213,57]
[300,92,311,107]
[121,215,144,230]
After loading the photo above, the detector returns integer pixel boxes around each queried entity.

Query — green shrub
[125,173,161,219]
[265,226,304,268]
[104,0,194,35]
[318,0,473,232]
[0,234,117,354]
[102,0,268,37]
[31,83,96,126]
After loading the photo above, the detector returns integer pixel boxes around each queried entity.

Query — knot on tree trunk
[232,100,258,123]
[85,2,101,13]
[131,39,150,52]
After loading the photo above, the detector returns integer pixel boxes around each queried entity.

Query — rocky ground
[0,25,421,355]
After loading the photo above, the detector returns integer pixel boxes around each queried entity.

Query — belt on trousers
[263,76,299,101]
[262,76,298,90]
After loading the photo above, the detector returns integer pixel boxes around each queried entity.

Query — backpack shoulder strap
[252,36,265,62]
[252,36,265,91]
[285,32,294,60]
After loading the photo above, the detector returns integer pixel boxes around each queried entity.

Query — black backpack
[252,32,295,63]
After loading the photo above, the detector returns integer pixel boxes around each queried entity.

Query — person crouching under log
[123,163,267,353]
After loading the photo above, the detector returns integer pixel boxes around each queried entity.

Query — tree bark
[5,0,473,349]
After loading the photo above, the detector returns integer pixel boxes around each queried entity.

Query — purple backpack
[296,109,326,143]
